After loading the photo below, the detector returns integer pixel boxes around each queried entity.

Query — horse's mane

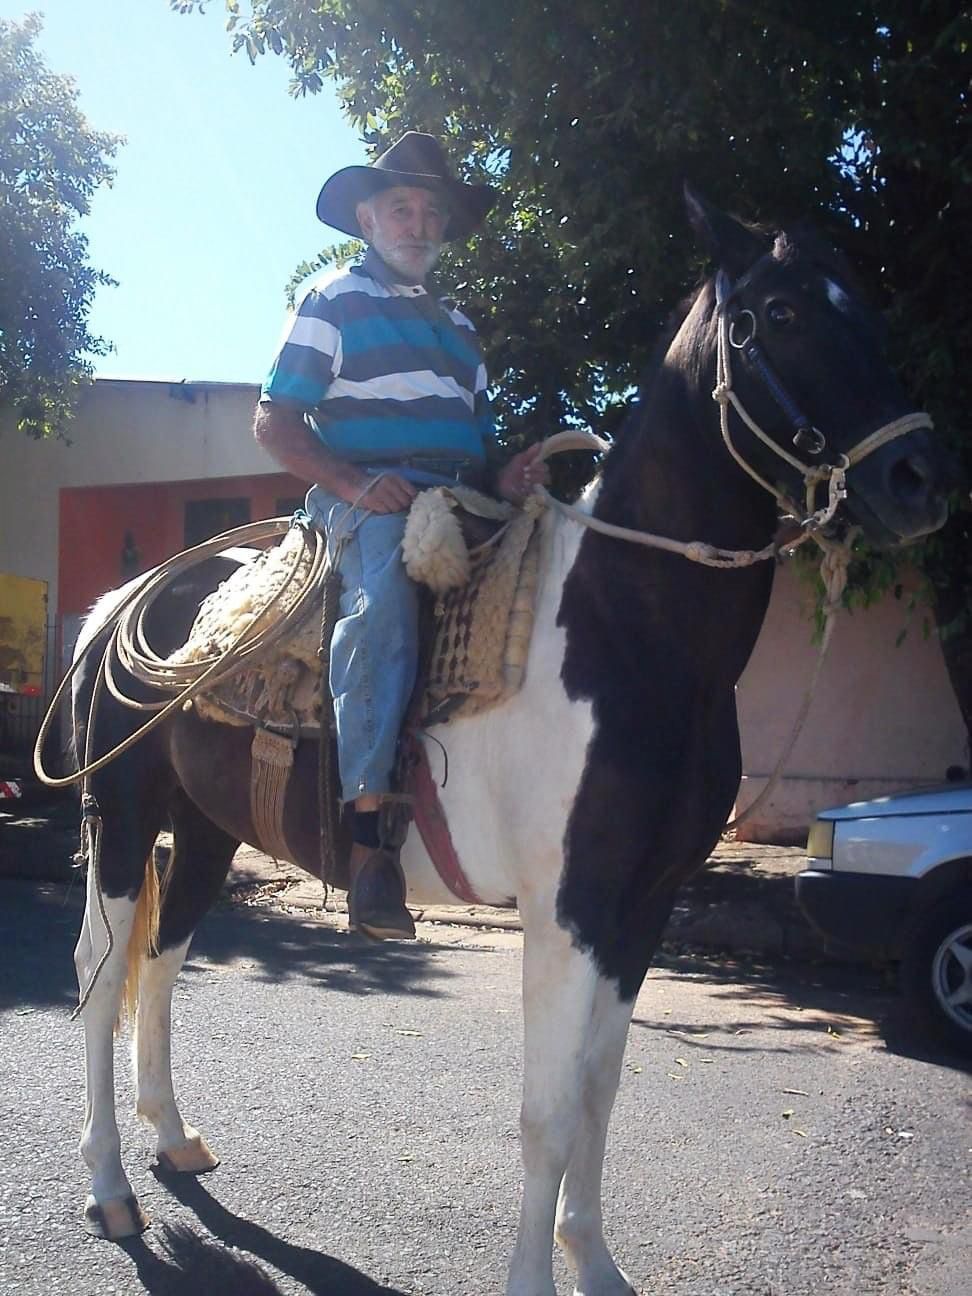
[598,276,713,486]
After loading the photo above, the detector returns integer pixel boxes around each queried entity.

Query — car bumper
[795,870,918,958]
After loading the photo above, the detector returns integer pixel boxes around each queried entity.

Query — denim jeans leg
[306,488,418,802]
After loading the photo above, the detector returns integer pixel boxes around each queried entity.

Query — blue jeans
[306,486,418,802]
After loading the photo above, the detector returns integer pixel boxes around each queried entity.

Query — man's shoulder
[298,261,391,308]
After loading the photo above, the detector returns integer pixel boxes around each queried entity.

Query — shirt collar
[360,246,435,298]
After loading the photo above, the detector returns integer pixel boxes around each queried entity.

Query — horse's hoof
[156,1133,219,1174]
[83,1193,150,1240]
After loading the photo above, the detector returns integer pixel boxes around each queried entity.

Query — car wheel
[901,886,972,1055]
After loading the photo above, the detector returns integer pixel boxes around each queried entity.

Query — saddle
[168,490,544,887]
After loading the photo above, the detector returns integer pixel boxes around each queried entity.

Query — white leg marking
[556,979,638,1295]
[76,888,146,1235]
[134,939,218,1172]
[506,901,601,1296]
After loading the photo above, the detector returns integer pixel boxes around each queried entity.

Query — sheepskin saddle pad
[170,487,544,734]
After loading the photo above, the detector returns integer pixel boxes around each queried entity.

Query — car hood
[819,782,972,821]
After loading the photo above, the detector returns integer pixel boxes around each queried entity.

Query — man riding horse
[254,132,547,941]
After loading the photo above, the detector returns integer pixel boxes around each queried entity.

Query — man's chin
[383,247,440,281]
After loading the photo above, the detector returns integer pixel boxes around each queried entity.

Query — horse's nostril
[890,453,931,502]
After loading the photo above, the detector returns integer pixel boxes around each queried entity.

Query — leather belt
[368,456,484,486]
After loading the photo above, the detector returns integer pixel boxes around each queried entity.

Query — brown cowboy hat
[316,132,496,242]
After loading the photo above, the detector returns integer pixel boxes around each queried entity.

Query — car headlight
[806,818,835,861]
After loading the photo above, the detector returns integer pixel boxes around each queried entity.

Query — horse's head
[684,186,950,546]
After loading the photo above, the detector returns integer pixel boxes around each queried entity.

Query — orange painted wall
[58,472,305,616]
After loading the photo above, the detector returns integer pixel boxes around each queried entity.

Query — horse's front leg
[507,898,604,1296]
[555,978,638,1296]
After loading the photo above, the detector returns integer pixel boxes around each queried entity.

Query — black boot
[348,844,416,941]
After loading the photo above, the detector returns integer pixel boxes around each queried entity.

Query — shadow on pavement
[183,899,463,1001]
[0,874,467,1015]
[0,878,85,1012]
[121,1223,287,1296]
[135,1170,407,1296]
[636,950,972,1075]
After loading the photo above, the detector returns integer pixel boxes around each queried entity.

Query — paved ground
[1,876,968,1296]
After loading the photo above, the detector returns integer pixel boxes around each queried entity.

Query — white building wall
[735,562,967,840]
[1,379,268,617]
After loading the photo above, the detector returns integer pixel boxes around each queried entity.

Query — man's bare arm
[253,402,416,514]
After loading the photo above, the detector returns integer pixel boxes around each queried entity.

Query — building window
[184,497,251,547]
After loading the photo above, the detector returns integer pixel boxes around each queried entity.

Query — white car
[797,782,972,1053]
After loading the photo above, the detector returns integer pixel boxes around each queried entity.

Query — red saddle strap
[405,732,484,905]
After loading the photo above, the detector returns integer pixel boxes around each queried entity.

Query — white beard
[371,230,442,283]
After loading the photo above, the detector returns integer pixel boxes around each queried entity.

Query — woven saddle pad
[418,492,544,724]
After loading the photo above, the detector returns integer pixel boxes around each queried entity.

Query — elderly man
[255,132,545,941]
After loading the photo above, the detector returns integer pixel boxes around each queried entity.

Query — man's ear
[356,199,375,241]
[683,182,765,279]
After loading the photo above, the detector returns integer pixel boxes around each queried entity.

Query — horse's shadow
[119,1167,406,1296]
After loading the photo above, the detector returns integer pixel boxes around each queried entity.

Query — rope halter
[712,270,933,534]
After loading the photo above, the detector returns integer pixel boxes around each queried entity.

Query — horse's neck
[600,289,777,552]
[541,293,779,697]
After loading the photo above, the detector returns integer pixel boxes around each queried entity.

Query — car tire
[901,886,972,1055]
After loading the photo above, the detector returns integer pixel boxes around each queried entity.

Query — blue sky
[1,0,365,382]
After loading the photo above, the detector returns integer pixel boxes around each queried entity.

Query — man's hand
[496,443,550,505]
[345,472,417,514]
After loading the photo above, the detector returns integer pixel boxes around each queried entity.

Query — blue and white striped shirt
[261,249,497,472]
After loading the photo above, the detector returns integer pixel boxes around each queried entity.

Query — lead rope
[725,533,853,831]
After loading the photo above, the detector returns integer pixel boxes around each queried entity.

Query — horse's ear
[683,182,764,278]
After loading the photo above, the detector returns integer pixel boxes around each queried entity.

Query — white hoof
[155,1133,219,1174]
[83,1193,150,1240]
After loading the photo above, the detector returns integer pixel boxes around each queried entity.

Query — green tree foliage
[0,15,120,438]
[179,0,972,737]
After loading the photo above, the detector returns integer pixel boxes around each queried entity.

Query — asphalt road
[1,879,969,1296]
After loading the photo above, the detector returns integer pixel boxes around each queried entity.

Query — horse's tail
[118,853,162,1032]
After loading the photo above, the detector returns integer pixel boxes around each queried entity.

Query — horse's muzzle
[854,441,951,544]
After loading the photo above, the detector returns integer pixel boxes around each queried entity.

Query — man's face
[357,185,449,282]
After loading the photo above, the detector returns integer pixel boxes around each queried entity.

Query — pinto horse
[66,192,948,1295]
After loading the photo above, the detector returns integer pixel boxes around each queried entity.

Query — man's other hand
[496,443,550,505]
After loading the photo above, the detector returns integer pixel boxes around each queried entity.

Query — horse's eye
[766,300,796,327]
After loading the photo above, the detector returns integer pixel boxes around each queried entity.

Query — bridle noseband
[712,270,933,533]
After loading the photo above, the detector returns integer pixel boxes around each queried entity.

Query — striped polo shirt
[261,249,497,471]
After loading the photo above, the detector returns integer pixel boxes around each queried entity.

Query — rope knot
[686,542,714,563]
[712,382,730,405]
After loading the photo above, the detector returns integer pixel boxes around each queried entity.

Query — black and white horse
[67,192,948,1295]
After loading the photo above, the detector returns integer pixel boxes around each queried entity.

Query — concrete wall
[735,562,967,841]
[1,379,270,620]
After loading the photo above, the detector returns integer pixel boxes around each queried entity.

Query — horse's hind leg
[133,789,238,1174]
[77,796,164,1239]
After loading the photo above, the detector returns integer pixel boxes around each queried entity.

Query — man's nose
[418,211,438,241]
